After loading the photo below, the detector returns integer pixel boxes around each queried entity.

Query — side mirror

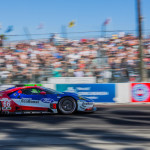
[18,90,22,94]
[40,91,46,95]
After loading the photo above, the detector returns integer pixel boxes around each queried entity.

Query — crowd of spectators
[0,34,150,84]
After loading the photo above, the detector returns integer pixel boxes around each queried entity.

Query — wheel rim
[62,100,74,111]
[59,98,76,114]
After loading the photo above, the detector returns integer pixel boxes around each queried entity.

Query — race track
[0,105,150,150]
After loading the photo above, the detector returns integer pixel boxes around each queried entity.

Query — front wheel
[58,97,77,114]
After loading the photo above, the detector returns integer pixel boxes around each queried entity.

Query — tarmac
[0,105,150,150]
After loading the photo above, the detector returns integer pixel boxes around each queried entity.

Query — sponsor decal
[1,98,9,101]
[21,98,39,104]
[41,98,54,103]
[132,83,150,102]
[82,102,93,107]
[78,102,93,111]
[2,107,11,110]
[78,92,109,95]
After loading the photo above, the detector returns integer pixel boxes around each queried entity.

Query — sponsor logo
[82,102,93,107]
[41,98,54,103]
[1,98,9,101]
[78,92,109,95]
[76,87,91,90]
[21,98,39,104]
[2,107,11,110]
[65,87,77,93]
[132,84,150,101]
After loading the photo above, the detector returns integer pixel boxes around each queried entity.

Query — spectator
[52,65,62,77]
[120,58,129,82]
[0,34,148,83]
[74,68,84,77]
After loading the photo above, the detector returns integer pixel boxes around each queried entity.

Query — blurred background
[0,0,150,84]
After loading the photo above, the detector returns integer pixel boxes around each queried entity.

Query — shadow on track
[1,106,150,149]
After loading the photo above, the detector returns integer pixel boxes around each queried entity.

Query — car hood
[62,92,78,96]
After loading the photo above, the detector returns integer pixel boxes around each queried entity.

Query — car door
[40,87,59,104]
[20,88,49,111]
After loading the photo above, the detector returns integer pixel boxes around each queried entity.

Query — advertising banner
[56,84,116,103]
[131,83,150,103]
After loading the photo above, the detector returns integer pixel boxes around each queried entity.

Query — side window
[22,88,42,95]
[8,91,18,97]
[31,88,41,94]
[42,89,54,94]
[22,89,32,95]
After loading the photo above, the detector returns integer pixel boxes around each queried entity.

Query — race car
[0,86,96,115]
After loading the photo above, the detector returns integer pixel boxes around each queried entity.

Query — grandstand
[0,31,149,84]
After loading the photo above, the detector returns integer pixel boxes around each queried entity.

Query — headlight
[78,96,87,100]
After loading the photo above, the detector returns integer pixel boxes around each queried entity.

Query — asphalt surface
[1,105,150,150]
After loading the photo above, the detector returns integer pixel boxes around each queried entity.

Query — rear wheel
[58,97,77,114]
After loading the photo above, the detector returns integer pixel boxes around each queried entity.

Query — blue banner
[56,84,116,103]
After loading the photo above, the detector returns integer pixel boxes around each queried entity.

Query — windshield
[41,87,62,94]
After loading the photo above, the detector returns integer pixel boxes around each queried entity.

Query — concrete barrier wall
[48,77,96,84]
[115,83,131,103]
[43,84,55,89]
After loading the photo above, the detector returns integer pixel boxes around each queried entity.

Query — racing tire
[58,97,77,115]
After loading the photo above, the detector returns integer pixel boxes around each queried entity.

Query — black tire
[58,97,77,114]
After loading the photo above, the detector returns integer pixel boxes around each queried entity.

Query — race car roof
[1,86,42,93]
